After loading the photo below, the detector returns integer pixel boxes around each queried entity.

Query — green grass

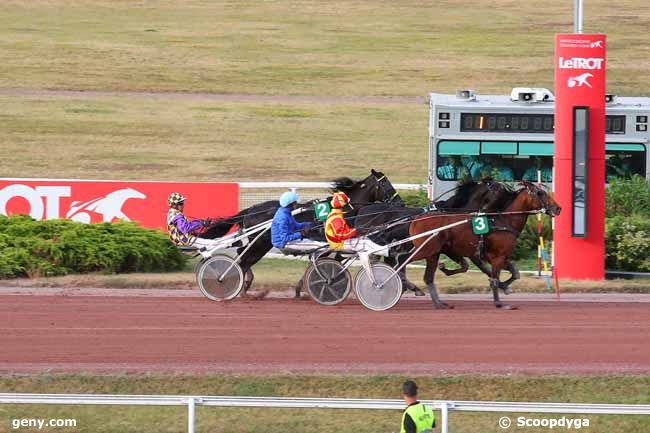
[0,96,427,182]
[1,1,649,96]
[2,1,650,183]
[4,257,649,293]
[0,374,648,433]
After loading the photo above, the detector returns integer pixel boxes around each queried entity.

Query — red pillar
[554,34,606,280]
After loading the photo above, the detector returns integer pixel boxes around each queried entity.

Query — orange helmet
[330,192,351,209]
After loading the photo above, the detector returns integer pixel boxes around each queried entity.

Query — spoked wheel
[354,263,403,311]
[303,258,352,305]
[196,255,244,301]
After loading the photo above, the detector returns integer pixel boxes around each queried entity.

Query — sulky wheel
[196,254,244,301]
[303,258,352,305]
[354,263,403,311]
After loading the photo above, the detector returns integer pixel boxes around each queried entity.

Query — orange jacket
[325,209,358,249]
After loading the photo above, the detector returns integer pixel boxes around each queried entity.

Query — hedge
[605,216,650,272]
[0,215,187,278]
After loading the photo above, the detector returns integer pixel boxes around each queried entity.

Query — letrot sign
[554,34,606,279]
[0,179,239,230]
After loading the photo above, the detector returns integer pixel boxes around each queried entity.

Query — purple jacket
[171,213,203,235]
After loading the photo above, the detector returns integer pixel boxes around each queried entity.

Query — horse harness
[476,216,520,260]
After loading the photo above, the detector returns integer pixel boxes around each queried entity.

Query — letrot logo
[590,40,604,48]
[567,73,594,89]
[66,188,146,223]
[558,57,604,70]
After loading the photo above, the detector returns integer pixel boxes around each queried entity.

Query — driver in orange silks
[325,192,388,256]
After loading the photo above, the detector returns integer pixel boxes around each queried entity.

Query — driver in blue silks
[271,191,317,250]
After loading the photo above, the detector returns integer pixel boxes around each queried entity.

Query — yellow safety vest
[400,402,435,433]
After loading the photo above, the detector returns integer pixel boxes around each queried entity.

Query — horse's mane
[435,180,481,209]
[331,177,360,194]
[496,182,519,209]
[223,200,278,224]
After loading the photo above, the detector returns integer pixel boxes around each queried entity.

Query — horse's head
[518,181,562,216]
[368,169,403,205]
[331,169,403,206]
[470,177,513,211]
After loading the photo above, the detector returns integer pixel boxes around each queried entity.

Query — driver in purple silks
[166,192,215,248]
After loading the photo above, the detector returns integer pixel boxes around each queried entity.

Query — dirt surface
[0,291,648,375]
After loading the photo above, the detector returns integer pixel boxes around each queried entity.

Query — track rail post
[440,401,449,433]
[188,397,196,433]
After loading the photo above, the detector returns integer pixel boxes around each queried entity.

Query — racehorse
[407,181,561,309]
[352,178,509,294]
[210,169,402,297]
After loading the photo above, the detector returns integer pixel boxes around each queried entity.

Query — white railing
[239,182,424,190]
[238,182,425,210]
[1,394,648,433]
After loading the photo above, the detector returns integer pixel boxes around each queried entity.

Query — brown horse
[408,182,561,309]
[437,181,521,293]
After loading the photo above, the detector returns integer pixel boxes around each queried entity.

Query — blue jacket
[271,207,311,248]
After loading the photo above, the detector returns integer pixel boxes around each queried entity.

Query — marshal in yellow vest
[400,402,435,433]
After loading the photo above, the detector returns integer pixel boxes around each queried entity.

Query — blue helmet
[279,191,299,207]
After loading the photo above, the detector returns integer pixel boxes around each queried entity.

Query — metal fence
[238,182,424,210]
[2,394,649,433]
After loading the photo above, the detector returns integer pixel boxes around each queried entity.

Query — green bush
[605,216,650,272]
[0,215,187,278]
[511,214,553,260]
[400,188,429,208]
[606,175,650,217]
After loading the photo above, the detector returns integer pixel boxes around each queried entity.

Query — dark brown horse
[206,169,402,298]
[408,182,561,309]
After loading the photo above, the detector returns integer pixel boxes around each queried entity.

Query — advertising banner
[0,179,240,230]
[554,34,606,280]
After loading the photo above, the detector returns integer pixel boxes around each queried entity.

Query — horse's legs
[469,256,517,295]
[293,273,305,298]
[489,257,515,309]
[469,256,491,275]
[244,269,254,290]
[424,255,450,309]
[498,260,520,294]
[388,253,425,296]
[438,254,469,276]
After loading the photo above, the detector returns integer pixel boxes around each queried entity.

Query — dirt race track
[1,289,649,375]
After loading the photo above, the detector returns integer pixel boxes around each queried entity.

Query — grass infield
[2,257,649,293]
[0,374,649,433]
[2,1,650,182]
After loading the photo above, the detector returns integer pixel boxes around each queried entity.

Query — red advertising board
[554,34,606,280]
[0,179,239,230]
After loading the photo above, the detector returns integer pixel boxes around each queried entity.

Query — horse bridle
[372,173,401,204]
[521,182,554,215]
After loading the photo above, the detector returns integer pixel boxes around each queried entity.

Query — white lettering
[0,185,44,219]
[516,416,589,429]
[37,419,44,429]
[35,186,71,219]
[559,56,604,70]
